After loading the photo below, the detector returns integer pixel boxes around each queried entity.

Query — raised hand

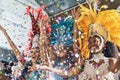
[71,8,81,53]
[71,7,81,20]
[38,14,49,27]
[43,14,49,25]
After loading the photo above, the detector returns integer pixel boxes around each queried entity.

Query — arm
[73,21,79,53]
[39,64,82,78]
[0,25,22,60]
[109,57,120,73]
[71,8,81,53]
[108,44,120,73]
[38,56,84,77]
[40,8,82,77]
[38,18,49,65]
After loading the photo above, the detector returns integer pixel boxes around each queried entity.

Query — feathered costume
[76,3,120,59]
[50,16,78,80]
[25,6,51,80]
[50,16,74,48]
[25,5,51,52]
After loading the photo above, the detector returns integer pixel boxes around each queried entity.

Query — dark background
[35,0,86,17]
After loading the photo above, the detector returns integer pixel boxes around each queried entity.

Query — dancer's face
[43,15,49,23]
[30,48,40,63]
[88,35,104,53]
[12,68,22,78]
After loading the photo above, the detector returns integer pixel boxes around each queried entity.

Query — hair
[103,41,119,58]
[31,47,39,50]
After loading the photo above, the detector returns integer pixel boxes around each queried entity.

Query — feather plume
[76,3,120,59]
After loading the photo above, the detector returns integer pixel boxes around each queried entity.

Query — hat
[88,23,108,42]
[76,3,120,59]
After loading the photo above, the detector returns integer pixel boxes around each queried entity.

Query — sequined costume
[52,54,77,80]
[50,17,78,80]
[79,53,108,80]
[76,3,120,80]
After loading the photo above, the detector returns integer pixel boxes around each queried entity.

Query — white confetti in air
[75,53,79,58]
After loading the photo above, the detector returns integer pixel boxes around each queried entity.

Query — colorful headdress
[88,23,108,42]
[76,3,120,59]
[50,16,74,48]
[25,5,50,52]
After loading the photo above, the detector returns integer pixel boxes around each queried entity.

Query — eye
[94,39,97,43]
[36,50,39,52]
[89,41,92,45]
[30,51,33,53]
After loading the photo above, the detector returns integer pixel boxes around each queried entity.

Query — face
[88,35,104,53]
[12,68,22,78]
[30,48,40,63]
[44,15,49,21]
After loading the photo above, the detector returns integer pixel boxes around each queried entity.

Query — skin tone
[71,7,81,53]
[88,35,104,53]
[72,6,120,78]
[0,25,41,74]
[36,6,120,79]
[38,15,50,65]
[36,8,120,78]
[1,7,119,79]
[108,44,120,73]
[0,25,41,63]
[0,14,62,78]
[12,68,23,78]
[37,50,81,78]
[88,34,120,74]
[32,8,82,78]
[87,35,107,74]
[0,25,24,78]
[52,44,68,58]
[29,14,54,71]
[29,48,40,63]
[0,25,22,62]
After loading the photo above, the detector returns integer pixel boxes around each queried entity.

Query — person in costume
[74,3,120,80]
[0,5,51,79]
[0,25,26,79]
[36,15,83,80]
[0,28,46,80]
[26,5,57,80]
[25,5,52,65]
[28,14,54,80]
[49,17,78,80]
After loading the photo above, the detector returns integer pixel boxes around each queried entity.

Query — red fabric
[46,24,51,34]
[25,5,45,52]
[25,5,51,52]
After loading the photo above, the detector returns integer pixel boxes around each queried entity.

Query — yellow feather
[76,3,120,59]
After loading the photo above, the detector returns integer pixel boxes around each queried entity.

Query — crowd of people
[0,1,120,80]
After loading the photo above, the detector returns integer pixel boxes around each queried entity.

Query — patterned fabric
[50,16,74,47]
[52,55,77,80]
[29,70,47,80]
[78,53,118,80]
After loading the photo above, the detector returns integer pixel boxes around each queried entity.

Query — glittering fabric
[78,53,118,80]
[50,16,74,47]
